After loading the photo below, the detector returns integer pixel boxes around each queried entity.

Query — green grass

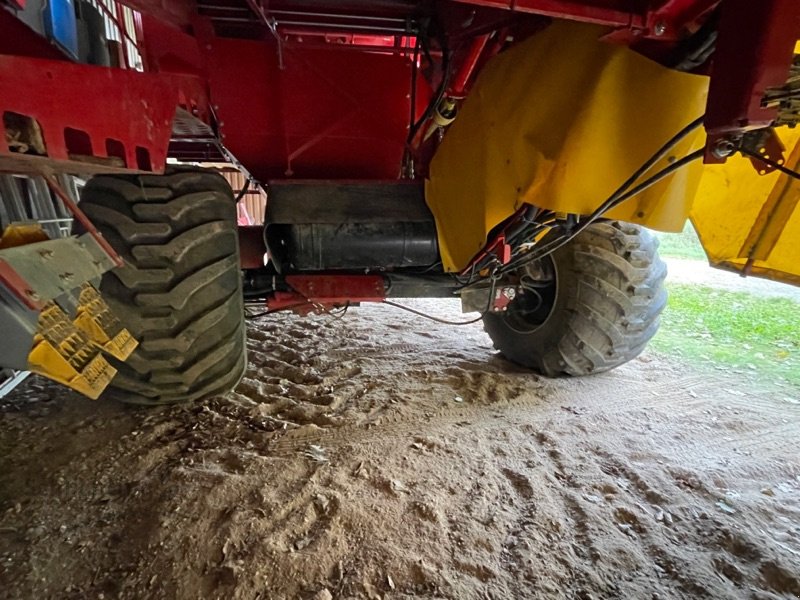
[652,222,707,261]
[651,284,800,391]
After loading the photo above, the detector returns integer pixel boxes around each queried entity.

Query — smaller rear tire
[483,221,667,376]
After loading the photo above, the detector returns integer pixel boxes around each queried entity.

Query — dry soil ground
[1,299,799,600]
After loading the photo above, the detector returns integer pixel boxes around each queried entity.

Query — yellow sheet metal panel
[691,127,800,286]
[426,21,709,272]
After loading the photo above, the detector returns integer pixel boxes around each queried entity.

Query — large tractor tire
[77,168,246,404]
[483,221,667,376]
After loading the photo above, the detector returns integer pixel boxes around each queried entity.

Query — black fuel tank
[265,182,440,272]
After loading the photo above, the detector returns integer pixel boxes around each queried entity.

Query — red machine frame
[2,1,798,178]
[1,0,799,310]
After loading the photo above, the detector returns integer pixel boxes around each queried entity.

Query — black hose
[590,115,704,219]
[502,147,706,272]
[408,37,421,138]
[500,116,702,271]
[493,116,705,274]
[670,8,720,73]
[234,178,251,203]
[739,147,800,181]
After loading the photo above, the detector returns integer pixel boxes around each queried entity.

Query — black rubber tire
[483,221,667,376]
[77,168,246,405]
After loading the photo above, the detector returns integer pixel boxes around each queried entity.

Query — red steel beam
[705,0,800,137]
[452,0,646,28]
[449,33,491,98]
[266,274,387,314]
[43,175,123,268]
[285,274,386,303]
[0,259,43,311]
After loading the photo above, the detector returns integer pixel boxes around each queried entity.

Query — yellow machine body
[692,127,800,286]
[426,21,800,287]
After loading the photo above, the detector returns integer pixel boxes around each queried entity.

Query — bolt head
[654,21,667,36]
[712,139,736,159]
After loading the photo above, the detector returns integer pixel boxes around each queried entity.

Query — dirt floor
[1,299,799,600]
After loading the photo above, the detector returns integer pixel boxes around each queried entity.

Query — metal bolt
[654,21,667,36]
[712,139,736,159]
[38,249,54,259]
[60,272,74,282]
[502,287,517,301]
[26,290,40,301]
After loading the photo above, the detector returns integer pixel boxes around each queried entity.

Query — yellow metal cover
[692,127,800,286]
[426,21,709,272]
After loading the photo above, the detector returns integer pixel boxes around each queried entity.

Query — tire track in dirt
[3,300,800,600]
[261,378,746,455]
[533,431,603,567]
[239,313,799,468]
[534,428,752,598]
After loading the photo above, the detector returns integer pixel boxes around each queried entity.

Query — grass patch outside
[652,222,707,261]
[651,283,800,392]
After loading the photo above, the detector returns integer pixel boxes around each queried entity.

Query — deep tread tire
[483,221,667,376]
[77,168,246,405]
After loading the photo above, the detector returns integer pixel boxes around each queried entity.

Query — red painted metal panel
[705,0,800,137]
[204,36,428,182]
[452,0,645,27]
[0,55,209,174]
[138,14,206,76]
[266,274,387,314]
[118,0,195,31]
[285,274,386,302]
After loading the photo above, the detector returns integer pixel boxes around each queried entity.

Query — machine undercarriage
[1,0,799,402]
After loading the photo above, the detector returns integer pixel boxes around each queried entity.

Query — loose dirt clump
[1,300,799,599]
